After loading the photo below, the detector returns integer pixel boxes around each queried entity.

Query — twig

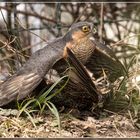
[113,121,126,137]
[99,3,104,42]
[16,17,47,42]
[111,34,140,47]
[0,36,17,51]
[55,3,62,36]
[0,5,58,24]
[103,109,118,115]
[0,41,44,62]
[128,110,135,126]
[74,4,88,23]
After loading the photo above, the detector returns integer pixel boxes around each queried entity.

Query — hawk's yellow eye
[82,25,90,32]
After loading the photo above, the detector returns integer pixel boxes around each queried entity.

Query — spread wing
[86,39,126,82]
[66,47,102,103]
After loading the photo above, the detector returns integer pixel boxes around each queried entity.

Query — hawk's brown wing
[66,47,102,103]
[86,40,126,82]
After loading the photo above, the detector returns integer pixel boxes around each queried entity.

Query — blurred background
[0,3,140,82]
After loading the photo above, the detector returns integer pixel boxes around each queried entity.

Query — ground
[0,108,140,138]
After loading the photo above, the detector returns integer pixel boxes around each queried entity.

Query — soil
[0,108,140,138]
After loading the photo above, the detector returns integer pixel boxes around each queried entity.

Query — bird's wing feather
[66,47,102,103]
[0,72,42,106]
[86,39,126,82]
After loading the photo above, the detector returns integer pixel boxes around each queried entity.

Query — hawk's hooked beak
[90,24,99,40]
[90,36,95,42]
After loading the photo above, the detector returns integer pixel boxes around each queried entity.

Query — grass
[103,40,140,122]
[15,36,140,129]
[17,75,69,128]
